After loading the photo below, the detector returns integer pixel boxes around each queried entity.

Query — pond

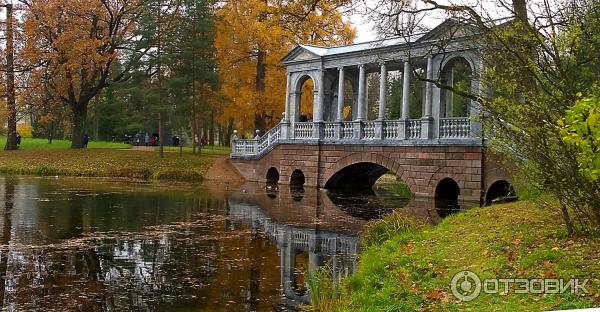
[0,175,475,311]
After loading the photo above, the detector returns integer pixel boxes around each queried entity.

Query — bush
[361,211,426,247]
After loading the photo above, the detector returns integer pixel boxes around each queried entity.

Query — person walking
[144,133,150,147]
[16,132,21,147]
[83,134,89,148]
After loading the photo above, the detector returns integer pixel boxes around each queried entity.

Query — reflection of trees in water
[0,178,286,311]
[0,227,282,311]
[0,177,15,307]
[326,190,407,220]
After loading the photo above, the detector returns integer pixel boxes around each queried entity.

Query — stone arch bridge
[230,19,515,205]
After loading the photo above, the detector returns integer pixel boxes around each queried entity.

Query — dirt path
[129,146,156,152]
[204,156,245,184]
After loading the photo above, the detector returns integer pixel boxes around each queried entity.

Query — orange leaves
[22,0,140,105]
[215,0,356,134]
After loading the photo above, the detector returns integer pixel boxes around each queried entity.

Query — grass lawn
[0,149,214,182]
[315,201,600,311]
[0,136,131,150]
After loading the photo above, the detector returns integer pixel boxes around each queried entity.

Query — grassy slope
[0,149,220,182]
[328,202,600,311]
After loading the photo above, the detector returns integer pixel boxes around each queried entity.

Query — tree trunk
[512,0,528,21]
[225,119,233,147]
[158,112,164,158]
[93,96,100,141]
[70,105,88,149]
[254,48,267,133]
[209,110,215,146]
[4,5,17,151]
[179,127,183,157]
[191,110,197,154]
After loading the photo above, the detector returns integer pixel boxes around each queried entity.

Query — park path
[129,146,156,152]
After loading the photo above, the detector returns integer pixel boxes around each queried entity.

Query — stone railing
[293,122,313,139]
[231,117,476,158]
[406,119,422,139]
[231,123,281,157]
[439,117,470,139]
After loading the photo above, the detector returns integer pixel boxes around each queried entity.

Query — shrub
[361,211,427,247]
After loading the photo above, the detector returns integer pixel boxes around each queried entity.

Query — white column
[357,65,366,121]
[378,63,387,120]
[401,61,411,119]
[337,67,345,121]
[284,73,291,121]
[314,70,325,122]
[424,56,433,117]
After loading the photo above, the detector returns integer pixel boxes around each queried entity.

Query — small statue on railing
[254,130,261,139]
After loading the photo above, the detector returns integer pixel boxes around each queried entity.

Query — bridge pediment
[416,18,479,43]
[282,45,326,63]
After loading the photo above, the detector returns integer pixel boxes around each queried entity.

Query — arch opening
[295,75,315,122]
[440,57,472,118]
[485,180,517,205]
[290,169,306,188]
[266,167,279,184]
[435,178,461,218]
[324,162,390,192]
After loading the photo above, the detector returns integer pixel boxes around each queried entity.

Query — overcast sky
[348,0,514,43]
[349,10,378,43]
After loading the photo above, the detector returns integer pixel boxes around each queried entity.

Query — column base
[280,121,291,139]
[374,120,384,140]
[312,121,323,140]
[398,118,409,140]
[420,116,434,139]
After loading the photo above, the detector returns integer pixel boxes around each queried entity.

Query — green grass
[0,149,215,182]
[376,173,413,199]
[360,211,427,248]
[316,202,600,311]
[0,136,131,150]
[302,265,343,312]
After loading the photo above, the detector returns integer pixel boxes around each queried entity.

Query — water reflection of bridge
[227,195,359,305]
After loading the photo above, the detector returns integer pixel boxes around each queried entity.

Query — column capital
[358,64,365,69]
[337,66,344,71]
[378,61,387,66]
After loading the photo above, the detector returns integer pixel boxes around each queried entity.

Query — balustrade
[439,118,470,139]
[294,122,313,139]
[363,122,376,140]
[231,117,476,157]
[406,119,422,139]
[341,122,355,140]
[323,122,335,140]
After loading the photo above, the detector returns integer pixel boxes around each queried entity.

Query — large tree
[365,0,600,233]
[21,0,154,148]
[216,0,356,136]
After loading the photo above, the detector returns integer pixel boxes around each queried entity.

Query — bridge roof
[282,18,468,64]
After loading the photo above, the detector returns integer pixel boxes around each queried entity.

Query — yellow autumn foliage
[216,0,356,135]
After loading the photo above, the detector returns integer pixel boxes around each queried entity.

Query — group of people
[144,133,156,146]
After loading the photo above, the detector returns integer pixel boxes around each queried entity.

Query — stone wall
[230,143,496,202]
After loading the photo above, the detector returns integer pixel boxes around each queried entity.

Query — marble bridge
[230,19,515,206]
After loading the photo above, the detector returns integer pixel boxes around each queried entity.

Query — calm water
[0,175,461,311]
